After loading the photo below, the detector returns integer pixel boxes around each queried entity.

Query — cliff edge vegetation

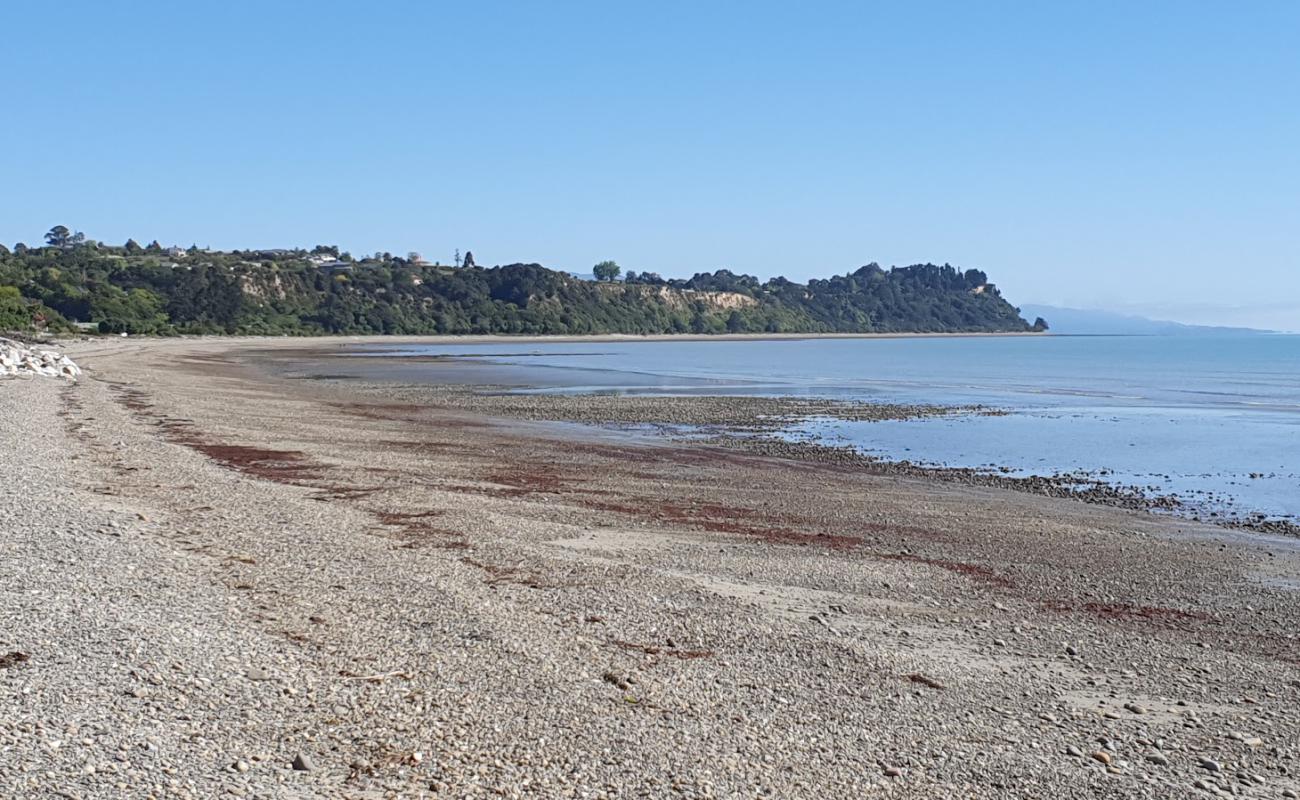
[0,230,1046,336]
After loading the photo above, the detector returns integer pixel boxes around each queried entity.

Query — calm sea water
[363,335,1300,522]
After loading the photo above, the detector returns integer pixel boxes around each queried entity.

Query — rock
[1146,753,1169,766]
[1198,758,1223,772]
[907,673,946,690]
[1066,745,1084,758]
[0,651,29,669]
[1091,751,1112,765]
[245,668,271,681]
[1124,702,1147,715]
[291,753,314,771]
[603,672,631,692]
[233,760,250,773]
[0,339,80,381]
[883,766,903,777]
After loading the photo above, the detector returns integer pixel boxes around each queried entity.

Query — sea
[359,335,1300,525]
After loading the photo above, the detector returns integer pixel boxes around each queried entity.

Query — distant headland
[1,226,1045,337]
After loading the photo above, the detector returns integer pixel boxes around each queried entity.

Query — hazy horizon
[4,1,1297,331]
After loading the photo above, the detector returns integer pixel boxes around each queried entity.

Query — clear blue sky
[3,1,1297,329]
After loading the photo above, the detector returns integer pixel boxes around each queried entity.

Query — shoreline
[5,336,1299,798]
[56,330,1052,347]
[309,368,1300,538]
[264,339,1300,538]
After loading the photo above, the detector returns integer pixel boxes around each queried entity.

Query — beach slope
[1,336,1297,799]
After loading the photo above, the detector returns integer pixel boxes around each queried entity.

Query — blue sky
[3,1,1298,329]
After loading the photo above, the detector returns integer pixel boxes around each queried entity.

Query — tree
[463,250,476,268]
[0,241,1036,336]
[124,239,142,254]
[45,225,71,247]
[593,260,621,282]
[0,286,30,331]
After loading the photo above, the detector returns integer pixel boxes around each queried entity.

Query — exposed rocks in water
[0,337,81,380]
[710,435,1300,537]
[321,376,1300,537]
[318,380,991,430]
[1226,514,1300,538]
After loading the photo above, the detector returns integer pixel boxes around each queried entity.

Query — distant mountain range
[1020,305,1273,336]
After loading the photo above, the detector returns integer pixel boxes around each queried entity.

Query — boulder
[0,338,81,381]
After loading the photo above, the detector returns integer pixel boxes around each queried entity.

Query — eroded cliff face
[612,284,758,311]
[239,272,288,301]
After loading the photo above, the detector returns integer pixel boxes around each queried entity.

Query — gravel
[2,335,1298,799]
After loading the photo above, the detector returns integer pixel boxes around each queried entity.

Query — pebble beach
[2,335,1299,799]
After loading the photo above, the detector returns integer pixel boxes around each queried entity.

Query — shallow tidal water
[359,334,1300,523]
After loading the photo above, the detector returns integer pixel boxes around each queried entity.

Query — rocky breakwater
[0,338,81,380]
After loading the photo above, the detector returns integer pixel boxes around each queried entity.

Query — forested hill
[0,238,1045,336]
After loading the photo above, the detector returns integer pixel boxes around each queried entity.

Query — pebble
[5,340,1300,799]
